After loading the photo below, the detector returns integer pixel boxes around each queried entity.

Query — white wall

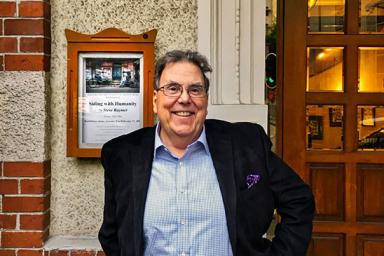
[198,0,268,131]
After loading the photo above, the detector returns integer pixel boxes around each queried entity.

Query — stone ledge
[43,236,102,250]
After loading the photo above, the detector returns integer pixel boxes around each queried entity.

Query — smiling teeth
[175,112,192,116]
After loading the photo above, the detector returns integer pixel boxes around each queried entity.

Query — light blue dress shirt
[143,125,233,256]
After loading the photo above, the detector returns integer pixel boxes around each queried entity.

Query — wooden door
[281,1,384,255]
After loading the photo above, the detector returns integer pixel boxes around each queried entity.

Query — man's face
[153,61,208,144]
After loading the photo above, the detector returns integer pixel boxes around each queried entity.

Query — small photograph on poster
[85,57,141,93]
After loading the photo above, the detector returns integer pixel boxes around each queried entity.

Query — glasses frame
[156,83,207,98]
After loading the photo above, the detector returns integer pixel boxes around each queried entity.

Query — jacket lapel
[131,127,155,255]
[205,121,237,253]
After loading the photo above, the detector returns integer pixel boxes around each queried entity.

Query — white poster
[78,53,144,148]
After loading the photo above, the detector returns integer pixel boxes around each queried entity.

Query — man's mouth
[173,111,194,117]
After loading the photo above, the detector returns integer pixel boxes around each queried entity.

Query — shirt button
[180,252,187,256]
[179,162,183,166]
[180,219,186,225]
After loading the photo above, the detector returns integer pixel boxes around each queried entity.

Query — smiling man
[99,50,315,256]
[153,58,208,157]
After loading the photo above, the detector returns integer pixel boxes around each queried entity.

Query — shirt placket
[176,158,190,256]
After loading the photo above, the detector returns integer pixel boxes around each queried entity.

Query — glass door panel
[358,105,384,150]
[307,47,344,92]
[306,105,344,150]
[360,0,384,33]
[308,0,345,33]
[359,47,384,92]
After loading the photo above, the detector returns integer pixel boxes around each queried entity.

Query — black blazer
[99,119,315,256]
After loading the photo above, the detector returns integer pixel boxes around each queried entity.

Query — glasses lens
[188,86,205,97]
[164,84,181,96]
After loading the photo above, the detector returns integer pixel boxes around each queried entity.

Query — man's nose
[178,88,191,103]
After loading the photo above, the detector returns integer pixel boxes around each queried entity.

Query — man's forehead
[160,61,204,81]
[163,60,200,70]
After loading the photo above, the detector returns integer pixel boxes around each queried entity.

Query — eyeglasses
[157,83,207,98]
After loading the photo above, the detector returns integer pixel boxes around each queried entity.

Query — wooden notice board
[66,28,157,157]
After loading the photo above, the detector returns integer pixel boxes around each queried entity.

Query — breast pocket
[237,176,274,214]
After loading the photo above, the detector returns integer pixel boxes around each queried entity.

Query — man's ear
[153,90,158,114]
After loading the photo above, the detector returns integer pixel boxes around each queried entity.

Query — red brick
[1,231,47,247]
[4,54,50,71]
[3,196,49,212]
[49,251,69,256]
[0,20,3,35]
[20,178,50,194]
[70,251,95,256]
[0,179,18,194]
[4,19,49,36]
[0,250,16,256]
[19,2,50,18]
[0,55,3,71]
[18,250,44,256]
[3,162,50,177]
[0,37,17,52]
[0,2,16,17]
[20,212,50,230]
[20,37,50,53]
[0,214,17,229]
[3,54,47,71]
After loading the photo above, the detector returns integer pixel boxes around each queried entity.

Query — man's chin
[172,127,200,139]
[174,130,196,138]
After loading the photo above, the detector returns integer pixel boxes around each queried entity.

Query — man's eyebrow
[163,81,203,87]
[164,81,181,86]
[190,83,204,87]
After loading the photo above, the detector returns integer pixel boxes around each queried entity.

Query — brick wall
[0,0,51,71]
[0,162,50,254]
[0,1,103,253]
[1,1,52,252]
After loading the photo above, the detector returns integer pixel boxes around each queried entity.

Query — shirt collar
[154,123,210,158]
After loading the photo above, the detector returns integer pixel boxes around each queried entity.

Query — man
[99,50,315,256]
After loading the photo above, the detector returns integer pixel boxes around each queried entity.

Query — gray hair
[154,50,212,92]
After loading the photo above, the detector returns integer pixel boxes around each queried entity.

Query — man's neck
[159,128,201,158]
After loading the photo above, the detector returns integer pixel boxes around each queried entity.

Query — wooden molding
[65,28,157,43]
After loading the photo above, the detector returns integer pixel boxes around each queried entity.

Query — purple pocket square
[246,174,261,188]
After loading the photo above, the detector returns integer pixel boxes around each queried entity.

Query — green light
[266,76,275,87]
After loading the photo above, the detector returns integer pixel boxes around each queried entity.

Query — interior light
[308,0,317,10]
[317,52,326,59]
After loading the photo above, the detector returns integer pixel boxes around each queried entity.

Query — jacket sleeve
[98,144,120,256]
[259,126,315,256]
